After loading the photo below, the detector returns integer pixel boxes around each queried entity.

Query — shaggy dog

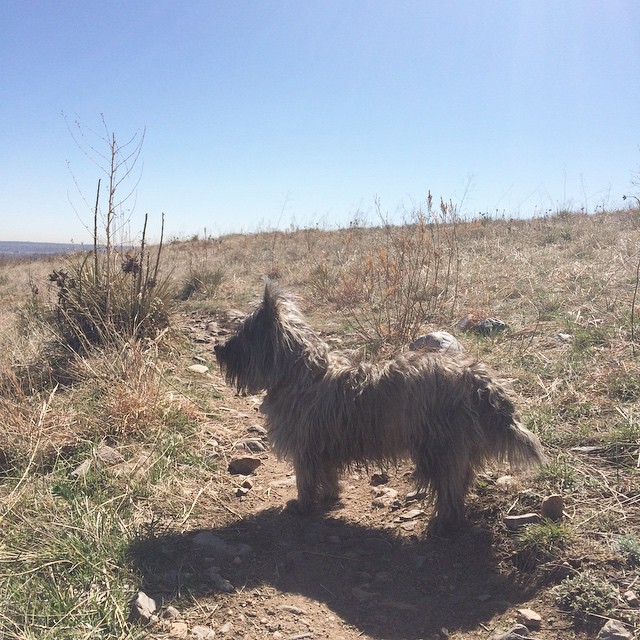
[214,282,545,533]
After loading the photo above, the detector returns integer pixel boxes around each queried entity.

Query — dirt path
[133,314,590,640]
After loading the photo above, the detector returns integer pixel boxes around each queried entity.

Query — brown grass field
[0,208,639,639]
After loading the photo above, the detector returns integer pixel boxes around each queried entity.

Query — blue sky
[1,1,639,243]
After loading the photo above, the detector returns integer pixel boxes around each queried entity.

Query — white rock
[597,619,633,640]
[188,364,209,374]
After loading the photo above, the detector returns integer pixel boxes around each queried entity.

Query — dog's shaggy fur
[215,282,545,533]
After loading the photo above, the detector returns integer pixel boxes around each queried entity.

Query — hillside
[0,209,638,639]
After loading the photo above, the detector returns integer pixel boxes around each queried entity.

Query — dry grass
[0,207,639,636]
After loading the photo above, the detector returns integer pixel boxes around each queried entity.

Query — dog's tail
[473,366,546,470]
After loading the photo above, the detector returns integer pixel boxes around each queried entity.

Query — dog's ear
[262,280,282,319]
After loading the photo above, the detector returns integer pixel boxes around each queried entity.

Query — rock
[504,513,541,530]
[277,604,307,615]
[169,621,189,638]
[370,471,389,485]
[207,569,234,593]
[247,424,268,436]
[241,478,254,489]
[541,494,564,520]
[623,589,639,607]
[131,591,157,624]
[410,331,463,353]
[228,456,262,475]
[495,475,515,488]
[162,605,181,620]
[474,318,508,335]
[597,619,634,640]
[516,608,542,630]
[488,624,530,640]
[400,508,425,520]
[234,437,269,453]
[188,364,209,374]
[190,626,216,639]
[555,332,573,343]
[95,444,124,465]
[372,486,398,508]
[219,621,234,634]
[236,486,251,497]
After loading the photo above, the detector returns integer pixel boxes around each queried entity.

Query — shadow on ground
[129,507,536,639]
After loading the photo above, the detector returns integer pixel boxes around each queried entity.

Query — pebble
[410,331,463,353]
[623,590,639,607]
[219,621,234,634]
[169,621,188,637]
[597,619,634,640]
[131,591,157,624]
[187,364,209,374]
[516,608,542,630]
[400,508,424,520]
[541,494,564,520]
[277,605,307,615]
[191,626,216,639]
[228,456,262,475]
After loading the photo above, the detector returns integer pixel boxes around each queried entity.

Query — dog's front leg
[286,457,318,514]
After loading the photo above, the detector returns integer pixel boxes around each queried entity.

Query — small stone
[206,569,234,592]
[190,625,216,639]
[131,591,157,624]
[169,621,188,637]
[236,486,251,497]
[248,424,268,436]
[188,364,209,374]
[277,605,307,615]
[400,508,425,520]
[162,605,181,620]
[504,513,541,530]
[488,624,530,640]
[541,494,564,520]
[410,331,463,353]
[370,472,389,485]
[372,486,398,508]
[241,478,254,489]
[516,608,542,630]
[495,475,515,488]
[235,438,269,453]
[219,621,233,634]
[96,444,125,465]
[555,332,573,343]
[597,619,634,640]
[474,318,508,335]
[623,590,639,607]
[228,456,262,475]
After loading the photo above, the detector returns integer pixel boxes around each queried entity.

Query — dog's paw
[283,499,312,516]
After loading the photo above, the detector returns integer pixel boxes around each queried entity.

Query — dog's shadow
[129,507,535,638]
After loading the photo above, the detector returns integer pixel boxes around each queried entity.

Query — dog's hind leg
[416,451,474,535]
[317,462,341,505]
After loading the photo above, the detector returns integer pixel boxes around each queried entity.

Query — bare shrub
[310,194,460,349]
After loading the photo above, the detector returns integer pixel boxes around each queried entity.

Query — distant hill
[0,241,90,258]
